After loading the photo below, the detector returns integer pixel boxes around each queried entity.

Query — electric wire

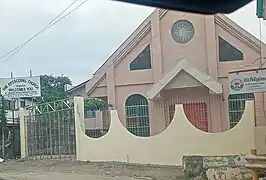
[0,0,88,68]
[0,0,79,61]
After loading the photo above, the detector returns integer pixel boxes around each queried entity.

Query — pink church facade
[70,9,266,136]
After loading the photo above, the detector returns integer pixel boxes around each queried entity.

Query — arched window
[228,93,255,128]
[125,94,150,137]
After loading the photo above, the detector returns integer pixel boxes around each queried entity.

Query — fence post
[251,149,259,180]
[19,108,27,159]
[74,96,84,161]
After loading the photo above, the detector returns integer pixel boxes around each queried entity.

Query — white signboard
[0,76,41,99]
[228,70,266,94]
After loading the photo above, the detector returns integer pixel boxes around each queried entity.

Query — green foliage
[84,98,109,111]
[40,74,72,102]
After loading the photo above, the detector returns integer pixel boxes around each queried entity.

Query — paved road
[0,159,184,180]
[1,172,137,180]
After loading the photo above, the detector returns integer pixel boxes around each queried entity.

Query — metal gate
[25,98,76,159]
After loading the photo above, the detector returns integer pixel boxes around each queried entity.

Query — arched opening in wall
[184,103,208,132]
[228,93,255,128]
[161,91,225,133]
[84,97,110,138]
[125,94,150,137]
[167,101,209,132]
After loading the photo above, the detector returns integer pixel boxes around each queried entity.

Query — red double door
[169,103,208,132]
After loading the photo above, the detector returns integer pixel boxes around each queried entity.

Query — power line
[0,0,79,61]
[0,0,89,68]
[0,0,88,68]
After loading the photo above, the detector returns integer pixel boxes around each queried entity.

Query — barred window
[228,93,254,128]
[125,94,150,137]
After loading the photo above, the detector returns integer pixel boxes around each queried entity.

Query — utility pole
[11,100,15,158]
[10,73,15,158]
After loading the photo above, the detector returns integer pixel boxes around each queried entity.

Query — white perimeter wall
[75,97,255,165]
[74,97,256,166]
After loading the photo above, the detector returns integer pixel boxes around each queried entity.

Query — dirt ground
[0,159,184,180]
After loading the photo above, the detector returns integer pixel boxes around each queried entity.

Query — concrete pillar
[106,63,116,107]
[149,100,166,136]
[205,15,218,80]
[208,95,226,132]
[151,9,163,81]
[19,108,27,159]
[255,93,266,126]
[74,96,85,161]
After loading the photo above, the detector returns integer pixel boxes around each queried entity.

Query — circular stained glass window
[171,20,195,44]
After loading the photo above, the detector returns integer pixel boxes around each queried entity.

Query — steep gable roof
[146,58,223,99]
[86,9,265,95]
[85,9,155,95]
[67,79,90,93]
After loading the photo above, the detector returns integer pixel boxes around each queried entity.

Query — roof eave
[147,59,223,100]
[67,80,90,93]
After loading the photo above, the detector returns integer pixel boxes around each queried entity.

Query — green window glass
[130,45,151,71]
[218,37,244,62]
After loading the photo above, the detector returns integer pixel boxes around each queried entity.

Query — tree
[84,98,109,111]
[40,75,72,102]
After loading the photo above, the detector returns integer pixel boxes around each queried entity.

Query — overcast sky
[0,0,265,86]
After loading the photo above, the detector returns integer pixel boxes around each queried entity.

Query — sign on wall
[228,70,266,94]
[0,76,41,99]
